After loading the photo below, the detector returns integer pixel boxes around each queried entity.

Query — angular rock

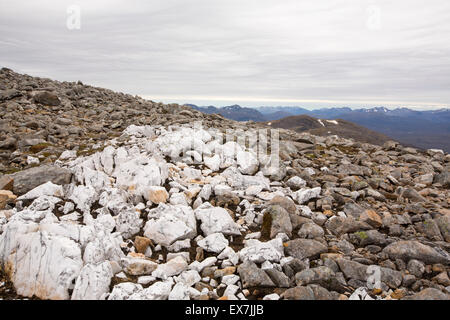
[12,165,72,196]
[144,204,197,246]
[122,256,158,276]
[197,233,229,253]
[152,256,188,279]
[403,288,449,300]
[285,239,327,260]
[383,240,450,265]
[3,231,83,300]
[33,91,61,106]
[147,186,169,204]
[194,202,241,236]
[72,262,113,300]
[237,260,275,288]
[295,187,321,204]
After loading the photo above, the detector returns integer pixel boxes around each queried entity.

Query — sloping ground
[0,67,265,175]
[0,68,449,301]
[266,115,393,146]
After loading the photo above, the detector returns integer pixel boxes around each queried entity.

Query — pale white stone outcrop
[197,232,229,253]
[4,231,83,300]
[152,256,188,279]
[239,238,284,263]
[194,202,241,236]
[144,204,196,246]
[295,187,322,204]
[17,181,64,201]
[71,262,113,300]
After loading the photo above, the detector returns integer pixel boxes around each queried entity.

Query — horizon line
[142,95,448,110]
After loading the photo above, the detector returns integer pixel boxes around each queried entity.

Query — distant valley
[188,104,450,152]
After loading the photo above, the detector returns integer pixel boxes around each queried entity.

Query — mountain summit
[0,68,449,301]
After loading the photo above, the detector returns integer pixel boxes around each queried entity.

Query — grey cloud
[0,0,449,109]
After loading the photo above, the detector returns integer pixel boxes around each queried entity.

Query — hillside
[265,115,393,146]
[0,68,449,302]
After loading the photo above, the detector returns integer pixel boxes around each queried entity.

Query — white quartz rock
[188,257,217,272]
[100,146,116,176]
[114,155,168,201]
[217,247,239,265]
[122,256,158,276]
[197,233,229,253]
[286,176,307,189]
[114,209,143,240]
[82,231,124,265]
[108,282,143,300]
[73,165,112,193]
[98,188,129,215]
[175,270,201,287]
[169,192,189,206]
[130,280,174,300]
[152,256,188,279]
[17,181,64,201]
[5,231,83,300]
[295,187,321,204]
[204,154,220,172]
[169,282,191,300]
[239,238,284,263]
[236,150,259,175]
[67,185,98,214]
[144,204,196,247]
[71,262,113,300]
[194,202,241,236]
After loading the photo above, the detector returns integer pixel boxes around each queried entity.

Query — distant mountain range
[187,104,450,151]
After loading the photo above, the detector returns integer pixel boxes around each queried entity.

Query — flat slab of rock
[122,256,158,276]
[337,258,403,289]
[12,165,72,195]
[285,239,327,260]
[383,240,450,265]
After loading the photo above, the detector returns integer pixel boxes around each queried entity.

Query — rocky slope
[0,68,450,300]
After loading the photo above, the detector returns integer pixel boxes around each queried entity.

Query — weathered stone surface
[239,238,284,263]
[147,186,169,204]
[3,231,83,300]
[265,205,292,238]
[281,286,315,300]
[122,256,158,276]
[285,239,327,260]
[337,258,403,289]
[295,187,321,204]
[134,236,152,254]
[403,288,449,300]
[0,190,16,209]
[33,91,61,106]
[152,256,188,279]
[72,262,113,300]
[237,260,275,288]
[197,233,229,253]
[12,165,72,195]
[1,68,450,301]
[194,202,241,236]
[383,240,450,265]
[144,204,197,246]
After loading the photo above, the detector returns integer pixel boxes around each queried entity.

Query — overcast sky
[1,0,449,109]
